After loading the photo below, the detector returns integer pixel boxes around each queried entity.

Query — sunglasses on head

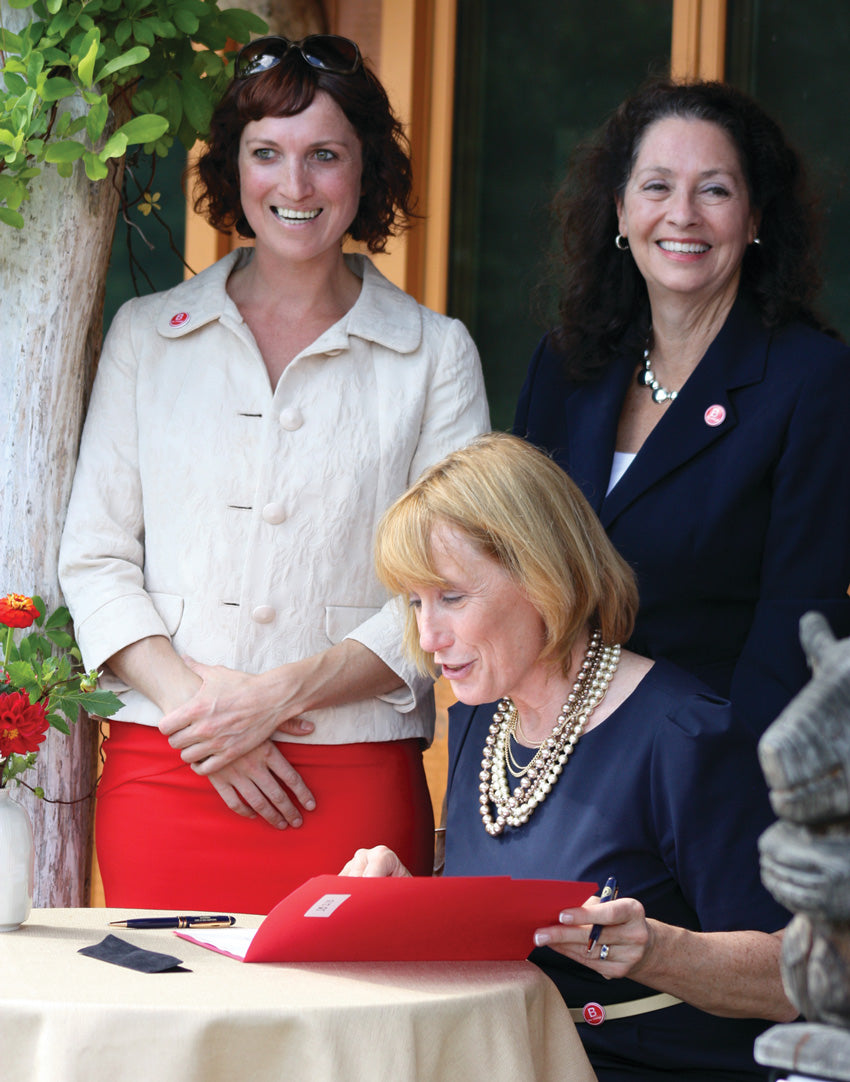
[234,35,362,80]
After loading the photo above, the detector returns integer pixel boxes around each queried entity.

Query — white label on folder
[304,893,351,918]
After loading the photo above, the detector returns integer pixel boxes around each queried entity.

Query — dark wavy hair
[550,78,831,380]
[193,47,415,252]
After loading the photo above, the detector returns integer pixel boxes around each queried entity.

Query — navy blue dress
[513,301,850,736]
[445,661,789,1081]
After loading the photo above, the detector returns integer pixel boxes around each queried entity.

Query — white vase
[0,787,34,931]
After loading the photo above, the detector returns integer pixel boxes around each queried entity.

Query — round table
[1,908,597,1082]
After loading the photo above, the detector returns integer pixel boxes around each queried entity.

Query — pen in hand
[586,876,618,952]
[108,915,236,929]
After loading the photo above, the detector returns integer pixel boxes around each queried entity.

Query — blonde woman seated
[342,432,795,1082]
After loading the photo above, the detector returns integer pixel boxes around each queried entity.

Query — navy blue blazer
[514,300,850,735]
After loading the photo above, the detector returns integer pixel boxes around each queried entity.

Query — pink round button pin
[169,311,190,327]
[582,1002,606,1026]
[704,404,726,427]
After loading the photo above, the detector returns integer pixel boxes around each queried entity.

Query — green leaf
[0,206,25,228]
[81,689,124,717]
[45,629,74,650]
[114,19,132,47]
[47,8,81,37]
[44,605,71,628]
[40,76,77,101]
[0,28,23,50]
[94,44,149,81]
[6,660,38,687]
[56,160,74,178]
[46,713,72,735]
[47,0,64,13]
[172,9,199,34]
[131,19,154,46]
[99,130,128,159]
[0,174,25,207]
[82,150,109,180]
[86,96,109,143]
[179,69,212,133]
[144,18,176,39]
[76,29,100,86]
[44,139,86,162]
[3,71,28,95]
[115,112,169,145]
[16,637,35,663]
[219,8,268,43]
[53,687,123,717]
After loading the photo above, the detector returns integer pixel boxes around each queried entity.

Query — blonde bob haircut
[374,432,639,677]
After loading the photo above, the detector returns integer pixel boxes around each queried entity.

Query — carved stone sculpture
[755,611,850,1081]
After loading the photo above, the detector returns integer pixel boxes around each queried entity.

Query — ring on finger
[599,943,611,961]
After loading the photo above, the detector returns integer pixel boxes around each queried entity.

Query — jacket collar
[154,249,423,354]
[564,299,770,524]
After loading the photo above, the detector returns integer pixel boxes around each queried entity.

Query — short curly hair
[549,78,831,380]
[193,47,415,253]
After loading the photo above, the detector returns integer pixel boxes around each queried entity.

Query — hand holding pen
[586,876,618,955]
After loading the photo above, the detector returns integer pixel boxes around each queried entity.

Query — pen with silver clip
[108,915,236,929]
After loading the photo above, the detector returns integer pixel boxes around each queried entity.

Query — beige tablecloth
[1,909,597,1082]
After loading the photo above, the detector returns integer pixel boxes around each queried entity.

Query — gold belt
[569,992,682,1025]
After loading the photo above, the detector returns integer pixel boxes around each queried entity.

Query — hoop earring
[615,234,629,251]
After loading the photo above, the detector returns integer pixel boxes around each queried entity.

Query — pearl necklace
[479,630,621,835]
[638,345,678,404]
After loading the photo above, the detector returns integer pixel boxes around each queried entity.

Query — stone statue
[755,611,850,1081]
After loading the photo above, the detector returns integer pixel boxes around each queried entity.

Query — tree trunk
[0,0,123,906]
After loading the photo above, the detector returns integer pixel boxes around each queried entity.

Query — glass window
[726,0,850,340]
[449,0,673,429]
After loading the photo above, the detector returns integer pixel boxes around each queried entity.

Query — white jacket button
[262,502,286,524]
[279,407,303,430]
[252,605,276,624]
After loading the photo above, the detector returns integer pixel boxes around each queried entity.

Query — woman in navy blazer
[515,79,850,736]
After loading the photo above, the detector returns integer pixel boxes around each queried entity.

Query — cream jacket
[59,250,490,743]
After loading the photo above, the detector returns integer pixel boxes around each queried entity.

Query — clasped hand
[159,656,314,768]
[159,657,316,829]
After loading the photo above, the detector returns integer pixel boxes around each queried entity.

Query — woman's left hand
[533,893,655,980]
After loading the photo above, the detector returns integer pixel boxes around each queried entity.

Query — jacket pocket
[148,591,184,637]
[324,605,380,644]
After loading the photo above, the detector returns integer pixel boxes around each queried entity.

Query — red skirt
[96,721,435,914]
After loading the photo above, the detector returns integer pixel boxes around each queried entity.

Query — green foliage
[1,594,123,788]
[0,0,267,227]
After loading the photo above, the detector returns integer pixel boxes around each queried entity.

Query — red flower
[0,594,41,629]
[0,691,49,757]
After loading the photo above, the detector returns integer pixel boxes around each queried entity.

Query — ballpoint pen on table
[586,876,618,952]
[108,915,236,929]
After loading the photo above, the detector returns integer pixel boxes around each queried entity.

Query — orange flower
[0,593,41,629]
[0,690,49,756]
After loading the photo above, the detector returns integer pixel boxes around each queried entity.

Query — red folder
[235,874,596,962]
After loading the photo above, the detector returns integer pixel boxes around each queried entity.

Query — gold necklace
[479,630,621,835]
[504,704,544,779]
